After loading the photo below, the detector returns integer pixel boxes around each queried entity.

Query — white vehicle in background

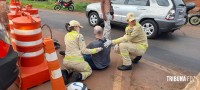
[86,0,186,38]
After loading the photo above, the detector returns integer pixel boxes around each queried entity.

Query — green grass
[7,0,90,12]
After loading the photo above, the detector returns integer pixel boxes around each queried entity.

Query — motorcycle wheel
[68,5,74,11]
[189,15,200,26]
[54,5,61,10]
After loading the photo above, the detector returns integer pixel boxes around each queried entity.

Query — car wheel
[141,20,158,39]
[88,12,100,26]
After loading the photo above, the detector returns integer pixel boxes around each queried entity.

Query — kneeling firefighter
[104,13,148,71]
[62,20,103,84]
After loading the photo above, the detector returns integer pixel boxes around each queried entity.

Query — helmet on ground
[67,82,88,90]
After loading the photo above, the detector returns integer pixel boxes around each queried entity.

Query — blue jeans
[83,55,99,70]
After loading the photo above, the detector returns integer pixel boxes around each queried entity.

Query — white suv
[86,0,186,38]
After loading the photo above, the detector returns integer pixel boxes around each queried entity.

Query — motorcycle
[54,0,74,11]
[189,9,200,26]
[185,2,196,25]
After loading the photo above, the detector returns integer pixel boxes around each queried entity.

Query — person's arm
[112,35,128,45]
[101,0,107,21]
[79,34,102,54]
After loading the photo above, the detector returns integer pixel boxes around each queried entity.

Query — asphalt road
[39,9,200,75]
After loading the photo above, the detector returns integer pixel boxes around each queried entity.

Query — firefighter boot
[69,72,82,83]
[117,65,132,71]
[132,56,142,64]
[61,70,69,85]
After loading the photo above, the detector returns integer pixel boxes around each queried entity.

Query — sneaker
[117,65,132,71]
[59,51,65,56]
[69,72,82,83]
[132,56,142,64]
[61,70,69,85]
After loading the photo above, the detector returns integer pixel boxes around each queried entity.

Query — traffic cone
[43,38,66,90]
[9,0,21,13]
[22,4,39,18]
[12,13,49,90]
[7,9,21,51]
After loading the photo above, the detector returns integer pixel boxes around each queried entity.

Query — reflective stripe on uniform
[120,52,129,56]
[51,68,62,79]
[45,51,58,62]
[64,56,84,62]
[136,44,147,50]
[91,49,97,54]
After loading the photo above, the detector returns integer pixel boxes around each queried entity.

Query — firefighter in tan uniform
[62,20,103,84]
[104,13,148,71]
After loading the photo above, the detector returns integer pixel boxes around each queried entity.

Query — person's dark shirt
[87,38,111,69]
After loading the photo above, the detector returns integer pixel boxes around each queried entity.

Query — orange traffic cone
[9,0,21,13]
[23,4,39,18]
[7,9,21,51]
[12,13,49,90]
[43,38,66,90]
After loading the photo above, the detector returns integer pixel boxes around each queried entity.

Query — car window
[156,0,169,6]
[127,0,149,6]
[111,0,125,4]
[173,0,185,7]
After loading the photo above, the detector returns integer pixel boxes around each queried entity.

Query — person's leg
[103,13,111,39]
[70,61,92,81]
[62,60,74,84]
[83,55,99,70]
[118,42,133,71]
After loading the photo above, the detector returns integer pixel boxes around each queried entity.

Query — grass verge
[7,0,90,12]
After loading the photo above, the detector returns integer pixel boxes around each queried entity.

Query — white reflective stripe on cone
[51,68,62,79]
[9,20,13,24]
[19,48,44,57]
[31,14,39,18]
[14,28,41,35]
[45,52,58,62]
[10,30,14,34]
[12,38,42,47]
[10,5,20,8]
[10,11,15,13]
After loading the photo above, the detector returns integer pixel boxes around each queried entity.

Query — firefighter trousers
[63,59,92,80]
[114,42,146,66]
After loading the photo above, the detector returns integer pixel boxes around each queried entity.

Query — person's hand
[96,47,103,52]
[103,14,107,21]
[114,44,118,51]
[104,39,112,48]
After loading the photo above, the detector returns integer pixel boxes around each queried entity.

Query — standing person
[104,13,148,71]
[101,0,114,40]
[83,26,111,70]
[62,20,103,84]
[0,0,9,30]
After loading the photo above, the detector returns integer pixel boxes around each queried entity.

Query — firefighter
[104,13,148,71]
[62,20,103,83]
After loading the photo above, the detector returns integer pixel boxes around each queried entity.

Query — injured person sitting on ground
[61,20,103,85]
[60,26,111,70]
